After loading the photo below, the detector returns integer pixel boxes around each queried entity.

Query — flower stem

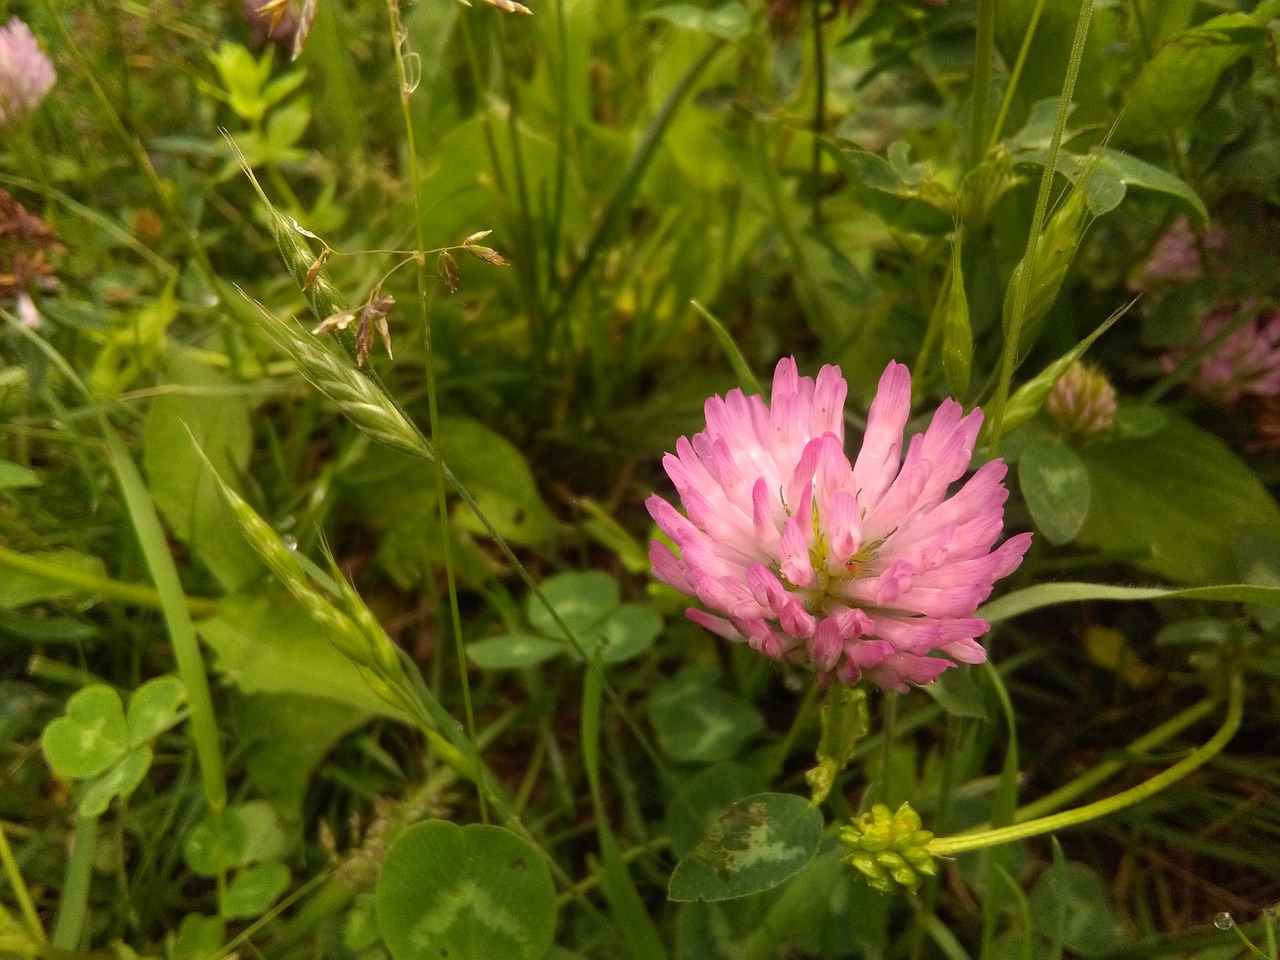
[929,670,1243,857]
[0,821,47,948]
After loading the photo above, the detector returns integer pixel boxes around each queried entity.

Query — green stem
[811,0,826,230]
[987,0,1092,452]
[930,670,1243,856]
[1013,695,1216,824]
[0,543,218,617]
[0,821,47,948]
[969,0,996,170]
[51,814,98,951]
[988,0,1048,148]
[385,0,487,824]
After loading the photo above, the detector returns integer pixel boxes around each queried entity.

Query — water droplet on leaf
[282,535,298,552]
[1214,912,1234,930]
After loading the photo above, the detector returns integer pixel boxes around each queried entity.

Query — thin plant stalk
[384,0,488,824]
[0,823,46,948]
[988,0,1048,147]
[930,669,1244,856]
[50,814,97,951]
[987,0,1094,450]
[969,0,996,170]
[811,0,827,230]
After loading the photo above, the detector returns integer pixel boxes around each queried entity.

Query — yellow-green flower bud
[839,802,937,893]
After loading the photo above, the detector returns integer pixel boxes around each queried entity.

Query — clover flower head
[1046,361,1117,438]
[0,17,56,126]
[1129,216,1227,292]
[647,358,1031,692]
[1163,303,1280,406]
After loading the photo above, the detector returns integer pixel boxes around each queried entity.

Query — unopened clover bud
[839,802,937,893]
[1046,361,1117,438]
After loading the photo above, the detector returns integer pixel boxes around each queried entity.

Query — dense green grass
[3,0,1280,958]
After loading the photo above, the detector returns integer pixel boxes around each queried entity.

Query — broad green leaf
[79,746,151,817]
[467,634,563,670]
[593,603,663,663]
[526,571,619,641]
[1028,861,1127,956]
[185,800,289,877]
[0,460,38,490]
[648,666,763,763]
[222,862,292,919]
[1076,413,1280,584]
[196,594,405,719]
[41,685,129,779]
[442,416,557,547]
[666,762,769,859]
[1115,13,1265,146]
[231,692,373,820]
[144,353,260,591]
[822,141,955,235]
[668,792,823,902]
[645,2,749,40]
[376,821,555,960]
[1089,149,1207,224]
[171,914,225,960]
[1018,436,1091,545]
[0,548,106,609]
[126,675,187,743]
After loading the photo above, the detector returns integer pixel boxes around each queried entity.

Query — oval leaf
[126,675,187,744]
[1018,437,1091,545]
[223,861,292,920]
[376,821,555,960]
[668,793,823,902]
[526,571,618,641]
[467,634,563,670]
[185,800,289,877]
[648,667,763,763]
[41,685,130,780]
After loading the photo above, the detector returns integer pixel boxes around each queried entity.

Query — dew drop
[282,535,298,552]
[1214,912,1234,930]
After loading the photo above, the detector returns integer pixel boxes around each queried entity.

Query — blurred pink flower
[1164,304,1280,405]
[1129,216,1227,292]
[1046,362,1117,438]
[0,17,55,125]
[647,358,1032,692]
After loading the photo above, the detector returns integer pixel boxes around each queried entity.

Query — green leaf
[196,594,405,719]
[144,353,260,591]
[79,746,151,817]
[1076,413,1280,584]
[376,821,556,960]
[668,792,823,902]
[666,762,769,860]
[1028,861,1127,956]
[981,581,1280,624]
[1089,148,1208,224]
[171,914,225,960]
[1115,13,1265,146]
[1018,436,1091,545]
[648,666,763,763]
[941,236,972,398]
[442,416,557,546]
[466,634,563,670]
[126,675,187,744]
[526,570,619,642]
[222,862,292,920]
[0,548,106,609]
[41,685,130,779]
[593,603,663,663]
[0,460,39,490]
[231,692,373,820]
[645,2,750,40]
[185,801,289,877]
